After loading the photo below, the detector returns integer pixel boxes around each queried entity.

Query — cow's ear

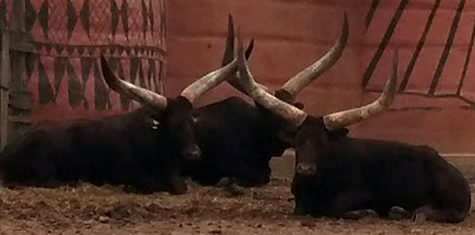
[294,102,304,110]
[144,117,160,130]
[327,128,349,140]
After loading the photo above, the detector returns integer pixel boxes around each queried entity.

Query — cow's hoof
[225,183,245,197]
[293,207,309,216]
[389,206,410,220]
[169,180,188,195]
[366,209,379,218]
[123,186,154,194]
[215,177,232,187]
[169,187,187,195]
[169,184,188,195]
[343,209,378,220]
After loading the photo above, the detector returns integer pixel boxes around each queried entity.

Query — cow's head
[233,20,398,177]
[221,14,348,154]
[100,55,240,161]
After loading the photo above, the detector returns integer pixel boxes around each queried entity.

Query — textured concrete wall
[166,0,475,155]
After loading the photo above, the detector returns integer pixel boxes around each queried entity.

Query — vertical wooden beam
[11,0,25,31]
[0,27,10,151]
[10,0,24,93]
[8,0,31,142]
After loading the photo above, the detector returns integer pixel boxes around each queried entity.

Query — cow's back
[0,108,158,186]
[326,138,470,216]
[195,97,258,144]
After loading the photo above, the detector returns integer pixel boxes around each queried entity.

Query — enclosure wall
[0,0,166,139]
[166,0,475,155]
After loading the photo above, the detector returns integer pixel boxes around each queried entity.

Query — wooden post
[0,27,10,151]
[10,0,24,92]
[8,0,32,142]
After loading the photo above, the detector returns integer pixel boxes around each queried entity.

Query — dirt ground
[0,178,474,235]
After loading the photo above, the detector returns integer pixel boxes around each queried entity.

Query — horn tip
[237,27,244,57]
[228,14,234,28]
[237,27,242,44]
[99,54,107,66]
[341,12,349,44]
[222,14,235,67]
[99,55,109,74]
[245,39,255,59]
[99,55,121,91]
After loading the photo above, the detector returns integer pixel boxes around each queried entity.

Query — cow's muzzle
[295,163,317,176]
[182,145,202,161]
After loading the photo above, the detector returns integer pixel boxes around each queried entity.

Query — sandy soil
[0,178,473,235]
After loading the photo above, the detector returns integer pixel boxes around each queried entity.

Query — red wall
[12,0,166,122]
[166,0,475,154]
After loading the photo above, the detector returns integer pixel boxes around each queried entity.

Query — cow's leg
[28,149,62,188]
[325,189,374,219]
[412,205,466,223]
[217,148,270,187]
[423,167,471,223]
[168,172,188,195]
[114,162,165,194]
[226,161,269,187]
[123,175,164,194]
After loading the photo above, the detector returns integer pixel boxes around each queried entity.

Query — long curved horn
[100,55,168,110]
[236,28,307,127]
[223,14,274,95]
[180,58,242,104]
[221,14,237,67]
[280,13,349,98]
[323,51,398,131]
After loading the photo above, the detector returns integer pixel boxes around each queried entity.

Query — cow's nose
[296,164,317,176]
[183,145,202,161]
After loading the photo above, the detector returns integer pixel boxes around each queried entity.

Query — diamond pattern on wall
[25,0,36,32]
[53,57,66,99]
[37,59,54,104]
[66,0,77,40]
[93,60,110,110]
[25,53,38,84]
[66,60,83,108]
[3,0,166,113]
[79,0,90,38]
[80,57,92,109]
[37,0,49,39]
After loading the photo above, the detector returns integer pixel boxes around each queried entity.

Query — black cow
[234,31,471,223]
[0,55,239,194]
[186,15,348,187]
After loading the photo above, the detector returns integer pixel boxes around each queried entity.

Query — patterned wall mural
[1,0,166,118]
[362,0,475,106]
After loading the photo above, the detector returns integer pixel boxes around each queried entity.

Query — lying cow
[187,14,348,187]
[0,55,239,194]
[233,31,471,223]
